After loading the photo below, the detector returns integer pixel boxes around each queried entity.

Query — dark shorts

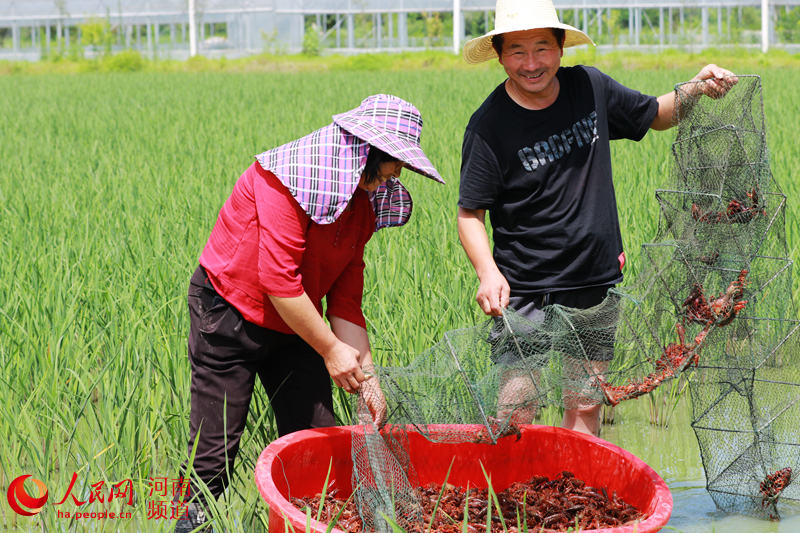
[490,285,617,365]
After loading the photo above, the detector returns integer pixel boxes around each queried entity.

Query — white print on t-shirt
[517,111,599,172]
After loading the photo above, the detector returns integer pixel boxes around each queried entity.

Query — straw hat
[463,0,595,64]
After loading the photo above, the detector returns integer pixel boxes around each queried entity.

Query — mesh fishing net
[668,76,800,520]
[351,75,799,531]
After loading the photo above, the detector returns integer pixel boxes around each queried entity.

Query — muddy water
[598,398,800,533]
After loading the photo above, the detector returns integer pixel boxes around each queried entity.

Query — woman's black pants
[181,266,336,500]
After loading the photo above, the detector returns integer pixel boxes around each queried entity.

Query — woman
[175,94,443,530]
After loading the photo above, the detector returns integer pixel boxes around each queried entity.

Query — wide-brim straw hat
[332,94,444,184]
[463,0,595,64]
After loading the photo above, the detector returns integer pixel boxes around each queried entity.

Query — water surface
[598,398,800,532]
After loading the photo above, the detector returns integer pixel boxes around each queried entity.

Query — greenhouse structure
[0,0,799,60]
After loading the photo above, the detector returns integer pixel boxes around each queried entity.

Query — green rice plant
[426,456,456,531]
[479,460,508,532]
[323,482,359,533]
[648,373,691,428]
[0,64,797,531]
[462,486,470,533]
[317,458,333,523]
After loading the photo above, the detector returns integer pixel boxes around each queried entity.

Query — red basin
[255,424,672,532]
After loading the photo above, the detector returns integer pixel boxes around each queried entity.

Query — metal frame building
[1,1,799,60]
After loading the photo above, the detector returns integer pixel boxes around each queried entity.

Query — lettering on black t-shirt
[517,111,599,171]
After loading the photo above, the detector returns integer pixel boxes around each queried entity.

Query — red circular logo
[7,475,49,516]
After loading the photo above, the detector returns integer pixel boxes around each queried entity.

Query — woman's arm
[251,168,367,393]
[268,293,367,393]
[329,316,387,427]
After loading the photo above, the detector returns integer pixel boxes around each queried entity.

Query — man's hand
[457,207,510,316]
[690,64,738,99]
[652,64,739,130]
[476,267,510,316]
[322,341,366,393]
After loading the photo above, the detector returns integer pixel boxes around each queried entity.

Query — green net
[350,75,799,531]
[667,75,800,520]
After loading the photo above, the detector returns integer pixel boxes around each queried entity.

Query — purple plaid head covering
[255,94,443,230]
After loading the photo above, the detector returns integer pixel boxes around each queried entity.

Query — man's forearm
[458,206,510,315]
[457,207,499,278]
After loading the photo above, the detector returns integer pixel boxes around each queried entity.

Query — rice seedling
[0,63,797,531]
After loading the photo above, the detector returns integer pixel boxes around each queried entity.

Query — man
[457,0,735,436]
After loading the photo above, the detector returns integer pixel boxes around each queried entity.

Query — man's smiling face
[498,28,564,104]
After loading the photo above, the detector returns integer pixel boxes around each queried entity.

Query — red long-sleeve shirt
[199,161,375,334]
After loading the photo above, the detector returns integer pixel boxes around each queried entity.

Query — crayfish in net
[600,270,748,406]
[760,467,792,513]
[471,418,523,444]
[600,322,702,406]
[691,188,767,224]
[682,269,748,327]
[697,251,720,266]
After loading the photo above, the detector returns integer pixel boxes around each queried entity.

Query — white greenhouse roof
[3,0,800,20]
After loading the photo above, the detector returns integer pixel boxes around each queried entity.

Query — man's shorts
[489,285,617,366]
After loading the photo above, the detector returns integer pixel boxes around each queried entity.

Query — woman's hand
[268,293,367,393]
[328,316,387,427]
[322,341,367,393]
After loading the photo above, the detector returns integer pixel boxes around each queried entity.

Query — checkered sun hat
[332,94,444,184]
[256,94,443,230]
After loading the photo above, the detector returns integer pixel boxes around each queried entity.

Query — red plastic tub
[255,424,672,532]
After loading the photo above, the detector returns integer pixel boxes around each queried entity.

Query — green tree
[424,12,443,47]
[302,21,321,56]
[776,7,800,43]
[80,17,113,54]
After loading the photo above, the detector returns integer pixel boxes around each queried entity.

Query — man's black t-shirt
[459,65,658,295]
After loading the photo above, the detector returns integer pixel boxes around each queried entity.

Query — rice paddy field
[1,61,799,531]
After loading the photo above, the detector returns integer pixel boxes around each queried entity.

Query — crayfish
[472,417,523,444]
[601,270,748,406]
[760,467,792,513]
[295,471,644,532]
[682,269,748,327]
[601,323,701,406]
[691,188,766,224]
[698,251,720,266]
